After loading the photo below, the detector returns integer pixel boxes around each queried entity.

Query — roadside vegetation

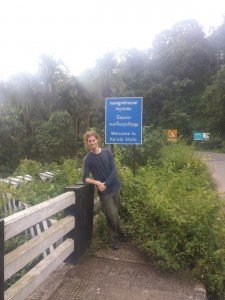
[92,129,225,299]
[118,142,225,299]
[1,132,225,298]
[0,158,82,211]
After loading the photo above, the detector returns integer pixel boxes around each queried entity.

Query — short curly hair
[83,131,100,145]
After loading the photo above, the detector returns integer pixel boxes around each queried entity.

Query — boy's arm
[83,157,106,192]
[104,150,117,187]
[85,178,106,192]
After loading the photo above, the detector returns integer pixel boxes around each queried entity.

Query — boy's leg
[112,190,126,238]
[100,192,120,242]
[100,190,126,241]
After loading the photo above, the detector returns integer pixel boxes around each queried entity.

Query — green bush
[194,136,224,151]
[35,111,77,162]
[14,159,44,179]
[117,127,166,168]
[0,113,26,172]
[90,212,109,253]
[136,127,167,164]
[7,158,82,206]
[119,143,225,299]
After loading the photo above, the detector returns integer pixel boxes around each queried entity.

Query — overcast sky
[0,0,224,79]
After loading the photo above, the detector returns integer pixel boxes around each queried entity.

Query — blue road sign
[193,132,204,141]
[105,97,143,144]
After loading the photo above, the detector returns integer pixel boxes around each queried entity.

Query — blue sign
[105,97,143,144]
[193,132,203,141]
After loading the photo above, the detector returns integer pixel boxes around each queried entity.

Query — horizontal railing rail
[0,183,94,300]
[4,215,75,281]
[1,194,62,258]
[5,239,74,300]
[4,191,75,241]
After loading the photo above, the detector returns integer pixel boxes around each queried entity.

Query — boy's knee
[108,216,119,228]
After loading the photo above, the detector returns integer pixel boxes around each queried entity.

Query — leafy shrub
[136,126,167,164]
[90,212,109,253]
[117,127,166,167]
[35,111,77,162]
[8,158,82,206]
[0,112,25,171]
[119,143,225,299]
[13,159,44,179]
[194,136,224,151]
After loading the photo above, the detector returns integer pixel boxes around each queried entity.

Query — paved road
[199,151,225,195]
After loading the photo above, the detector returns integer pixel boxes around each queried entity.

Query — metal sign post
[132,145,136,176]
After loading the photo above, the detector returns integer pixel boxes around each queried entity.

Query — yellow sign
[167,129,177,142]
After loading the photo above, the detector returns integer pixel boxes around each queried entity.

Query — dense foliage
[117,143,225,299]
[1,18,225,173]
[0,158,82,212]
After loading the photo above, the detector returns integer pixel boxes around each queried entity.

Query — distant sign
[203,133,210,140]
[105,97,143,144]
[194,132,203,141]
[167,129,177,142]
[193,132,210,141]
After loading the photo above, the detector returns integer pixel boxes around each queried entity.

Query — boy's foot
[119,233,128,243]
[109,241,119,250]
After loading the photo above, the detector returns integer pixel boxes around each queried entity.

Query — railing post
[0,218,4,300]
[64,183,94,263]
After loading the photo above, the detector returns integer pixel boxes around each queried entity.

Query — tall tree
[81,52,127,128]
[208,17,225,69]
[35,111,76,162]
[58,75,93,135]
[151,19,210,83]
[201,65,225,137]
[0,104,25,171]
[119,48,148,95]
[37,55,70,117]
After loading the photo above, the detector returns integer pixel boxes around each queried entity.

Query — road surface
[199,152,225,195]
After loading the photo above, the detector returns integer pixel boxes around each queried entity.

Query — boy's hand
[85,178,106,192]
[97,181,106,192]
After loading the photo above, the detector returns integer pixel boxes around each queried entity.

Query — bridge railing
[0,183,94,300]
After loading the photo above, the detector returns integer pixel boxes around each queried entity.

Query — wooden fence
[0,183,94,300]
[2,196,61,258]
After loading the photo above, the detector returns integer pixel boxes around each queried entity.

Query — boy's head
[83,131,101,150]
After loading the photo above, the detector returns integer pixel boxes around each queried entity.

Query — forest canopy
[1,18,225,173]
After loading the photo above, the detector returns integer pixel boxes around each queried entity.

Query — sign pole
[110,144,114,153]
[132,145,136,176]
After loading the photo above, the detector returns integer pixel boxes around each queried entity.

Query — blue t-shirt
[83,148,121,195]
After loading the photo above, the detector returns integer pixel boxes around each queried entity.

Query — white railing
[0,184,94,300]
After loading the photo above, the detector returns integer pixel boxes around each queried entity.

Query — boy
[82,131,127,250]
